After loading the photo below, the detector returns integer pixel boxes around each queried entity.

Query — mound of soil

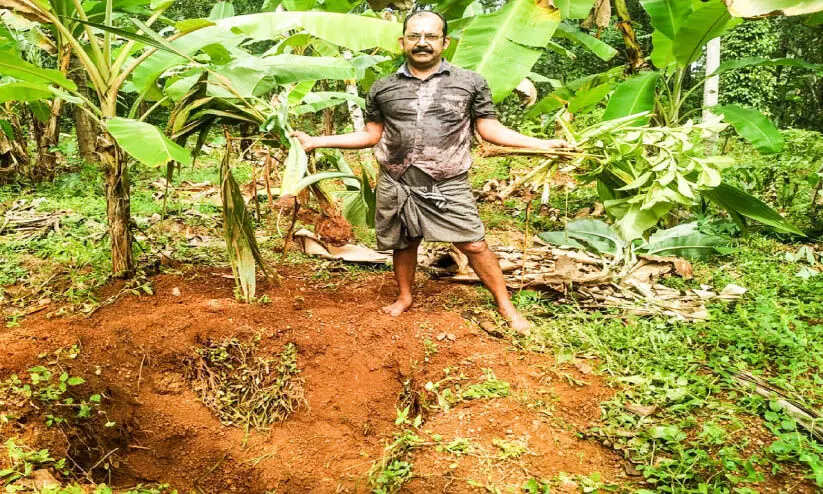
[0,266,627,492]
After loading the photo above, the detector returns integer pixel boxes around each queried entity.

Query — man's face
[399,13,449,68]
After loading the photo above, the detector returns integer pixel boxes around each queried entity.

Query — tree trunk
[68,55,96,162]
[98,132,134,278]
[0,109,29,184]
[0,132,18,184]
[29,52,70,181]
[614,0,647,73]
[702,37,722,150]
[343,51,365,133]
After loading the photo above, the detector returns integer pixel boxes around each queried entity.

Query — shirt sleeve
[471,76,498,120]
[364,84,383,124]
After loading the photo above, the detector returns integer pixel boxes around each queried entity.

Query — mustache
[412,47,433,54]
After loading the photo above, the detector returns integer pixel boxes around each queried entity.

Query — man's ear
[443,36,451,50]
[398,37,405,50]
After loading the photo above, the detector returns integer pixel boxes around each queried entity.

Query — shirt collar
[397,59,452,79]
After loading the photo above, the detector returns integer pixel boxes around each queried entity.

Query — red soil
[0,267,629,492]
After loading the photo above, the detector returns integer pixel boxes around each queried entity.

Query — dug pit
[0,266,627,492]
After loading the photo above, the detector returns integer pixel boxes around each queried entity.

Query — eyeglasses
[404,33,443,43]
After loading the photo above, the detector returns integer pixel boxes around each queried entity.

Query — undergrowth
[0,345,172,493]
[519,234,823,491]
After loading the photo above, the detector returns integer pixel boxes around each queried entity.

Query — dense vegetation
[1,0,823,492]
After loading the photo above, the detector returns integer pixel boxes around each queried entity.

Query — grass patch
[519,235,823,491]
[186,338,305,431]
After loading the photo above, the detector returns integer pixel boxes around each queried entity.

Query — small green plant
[422,338,438,362]
[461,369,510,401]
[368,430,422,494]
[437,437,472,456]
[521,478,551,494]
[492,438,529,460]
[422,368,510,412]
[0,439,69,486]
[0,345,102,426]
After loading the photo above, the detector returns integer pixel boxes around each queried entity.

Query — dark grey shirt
[364,60,497,181]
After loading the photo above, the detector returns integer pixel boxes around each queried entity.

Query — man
[291,11,566,333]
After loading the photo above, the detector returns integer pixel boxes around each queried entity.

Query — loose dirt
[1,266,628,492]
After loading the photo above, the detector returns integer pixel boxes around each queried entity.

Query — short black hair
[403,10,448,37]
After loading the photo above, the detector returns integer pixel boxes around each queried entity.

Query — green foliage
[527,234,823,490]
[539,219,731,260]
[460,369,510,400]
[714,104,784,154]
[106,117,193,168]
[0,345,103,426]
[0,439,69,486]
[720,20,781,115]
[369,429,422,494]
[723,128,823,232]
[451,0,560,101]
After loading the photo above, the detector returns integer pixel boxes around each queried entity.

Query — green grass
[0,156,247,312]
[519,235,823,491]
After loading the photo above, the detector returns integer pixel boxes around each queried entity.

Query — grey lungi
[375,166,485,250]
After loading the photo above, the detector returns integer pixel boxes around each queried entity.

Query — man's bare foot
[500,306,531,336]
[508,312,532,336]
[382,297,413,317]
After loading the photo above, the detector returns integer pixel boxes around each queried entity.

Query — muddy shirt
[364,60,497,181]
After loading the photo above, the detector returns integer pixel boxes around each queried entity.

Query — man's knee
[455,240,488,255]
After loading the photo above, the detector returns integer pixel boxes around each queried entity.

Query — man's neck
[407,59,442,80]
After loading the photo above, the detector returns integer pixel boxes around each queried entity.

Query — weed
[0,345,102,427]
[520,235,823,490]
[368,430,422,494]
[491,438,529,460]
[186,338,305,430]
[461,369,510,401]
[422,367,510,412]
[437,437,473,456]
[0,438,69,485]
[422,338,438,362]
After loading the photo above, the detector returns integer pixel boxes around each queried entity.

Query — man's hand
[289,131,317,152]
[287,123,384,152]
[537,138,572,150]
[476,119,574,150]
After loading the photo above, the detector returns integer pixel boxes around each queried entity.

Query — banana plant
[538,218,731,268]
[0,0,196,278]
[134,9,398,294]
[447,0,619,102]
[514,112,803,240]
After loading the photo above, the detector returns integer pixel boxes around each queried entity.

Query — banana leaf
[702,183,804,236]
[220,150,273,302]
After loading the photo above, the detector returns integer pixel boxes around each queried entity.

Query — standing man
[291,11,566,334]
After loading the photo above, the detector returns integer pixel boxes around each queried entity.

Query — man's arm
[475,118,568,149]
[290,121,384,152]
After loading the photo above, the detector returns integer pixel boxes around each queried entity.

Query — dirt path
[0,267,628,493]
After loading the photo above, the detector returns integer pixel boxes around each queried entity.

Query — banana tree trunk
[68,55,97,162]
[342,51,365,133]
[29,100,62,182]
[0,110,28,184]
[98,132,134,278]
[30,51,71,181]
[0,132,18,184]
[614,0,647,73]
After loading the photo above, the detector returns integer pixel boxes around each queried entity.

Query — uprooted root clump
[185,338,305,430]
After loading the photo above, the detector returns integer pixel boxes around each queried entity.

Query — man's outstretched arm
[290,122,384,152]
[475,118,568,149]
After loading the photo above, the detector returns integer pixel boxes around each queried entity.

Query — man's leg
[382,238,422,317]
[454,240,530,334]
